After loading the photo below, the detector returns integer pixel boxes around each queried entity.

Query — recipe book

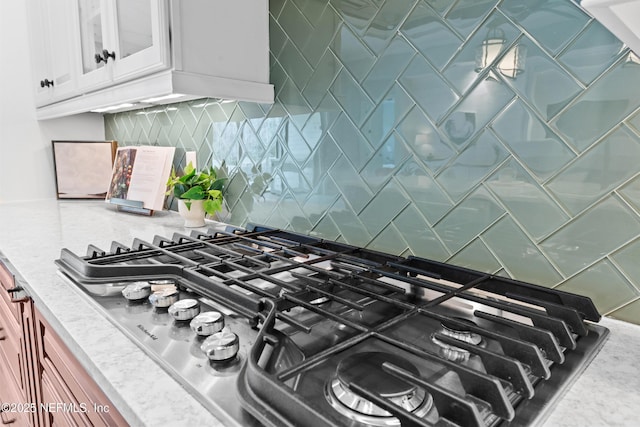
[105,146,175,212]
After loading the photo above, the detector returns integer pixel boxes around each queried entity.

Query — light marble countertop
[0,199,638,427]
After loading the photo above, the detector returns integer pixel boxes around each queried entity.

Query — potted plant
[166,162,226,227]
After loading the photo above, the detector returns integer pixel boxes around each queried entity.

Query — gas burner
[431,319,485,362]
[325,352,433,426]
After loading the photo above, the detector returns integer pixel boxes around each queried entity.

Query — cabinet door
[28,0,78,106]
[76,0,170,92]
[76,0,112,90]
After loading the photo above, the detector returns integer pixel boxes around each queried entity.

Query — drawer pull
[0,409,16,424]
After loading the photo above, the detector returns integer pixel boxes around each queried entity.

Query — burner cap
[326,351,432,425]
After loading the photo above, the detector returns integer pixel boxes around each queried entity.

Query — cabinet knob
[39,79,53,88]
[95,49,116,64]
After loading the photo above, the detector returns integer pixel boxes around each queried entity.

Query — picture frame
[52,140,118,199]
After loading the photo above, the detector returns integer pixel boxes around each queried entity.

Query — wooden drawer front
[37,316,127,427]
[0,263,20,324]
[0,300,25,399]
[41,368,91,427]
[0,360,32,427]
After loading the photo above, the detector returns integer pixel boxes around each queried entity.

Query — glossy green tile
[395,158,452,225]
[504,37,583,121]
[394,205,450,261]
[618,175,640,213]
[301,4,340,67]
[611,239,640,291]
[310,214,341,240]
[360,181,410,236]
[362,0,415,55]
[558,21,624,85]
[362,37,415,103]
[629,108,640,134]
[362,85,413,149]
[491,99,576,181]
[541,196,640,276]
[301,47,341,108]
[398,107,454,173]
[482,217,562,286]
[329,114,373,170]
[333,0,377,36]
[556,259,638,314]
[399,55,459,123]
[434,186,505,253]
[438,73,515,148]
[329,198,372,247]
[449,238,501,274]
[607,299,640,324]
[279,41,313,91]
[486,159,569,240]
[443,11,520,95]
[436,130,509,201]
[330,68,375,126]
[444,0,496,39]
[269,15,288,59]
[548,127,640,214]
[278,1,313,53]
[361,133,411,192]
[302,173,340,218]
[370,223,409,256]
[334,25,376,81]
[499,0,589,55]
[553,59,640,151]
[400,1,461,71]
[328,156,374,212]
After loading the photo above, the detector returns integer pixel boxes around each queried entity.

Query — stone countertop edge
[1,199,639,427]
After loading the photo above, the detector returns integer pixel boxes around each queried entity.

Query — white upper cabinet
[27,0,273,119]
[76,0,169,92]
[28,0,78,105]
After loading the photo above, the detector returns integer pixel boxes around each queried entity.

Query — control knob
[122,282,151,301]
[148,288,179,308]
[201,328,239,362]
[190,311,224,336]
[168,299,200,321]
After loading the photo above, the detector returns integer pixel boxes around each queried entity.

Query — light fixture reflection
[475,28,526,79]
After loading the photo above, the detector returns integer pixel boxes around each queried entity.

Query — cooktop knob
[190,311,224,336]
[148,288,179,308]
[168,299,201,321]
[201,329,239,362]
[122,282,151,301]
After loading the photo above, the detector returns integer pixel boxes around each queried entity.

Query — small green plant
[166,162,226,216]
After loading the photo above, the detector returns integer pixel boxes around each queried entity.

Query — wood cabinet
[27,0,273,119]
[0,260,126,427]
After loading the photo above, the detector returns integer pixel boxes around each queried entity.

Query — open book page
[106,146,175,211]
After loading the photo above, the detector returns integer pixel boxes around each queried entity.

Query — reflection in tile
[556,259,638,314]
[503,38,582,121]
[361,132,411,192]
[329,198,372,247]
[302,49,342,108]
[434,186,504,253]
[328,156,374,212]
[541,197,640,276]
[330,68,374,126]
[499,0,589,55]
[329,114,373,170]
[362,37,415,102]
[362,85,413,149]
[398,107,454,173]
[487,159,569,240]
[370,223,409,255]
[449,238,501,273]
[491,99,576,181]
[443,11,519,95]
[483,217,562,286]
[547,127,640,214]
[360,181,410,236]
[444,0,496,39]
[436,130,509,201]
[439,73,515,148]
[333,24,375,81]
[362,0,415,55]
[311,214,341,240]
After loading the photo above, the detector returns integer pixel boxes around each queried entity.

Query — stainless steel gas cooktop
[55,224,609,427]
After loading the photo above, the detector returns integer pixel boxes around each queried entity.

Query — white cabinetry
[28,0,78,106]
[75,0,169,93]
[27,0,273,120]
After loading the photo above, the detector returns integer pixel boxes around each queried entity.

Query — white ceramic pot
[177,199,206,227]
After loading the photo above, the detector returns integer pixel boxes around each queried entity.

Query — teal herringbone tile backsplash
[106,0,640,323]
